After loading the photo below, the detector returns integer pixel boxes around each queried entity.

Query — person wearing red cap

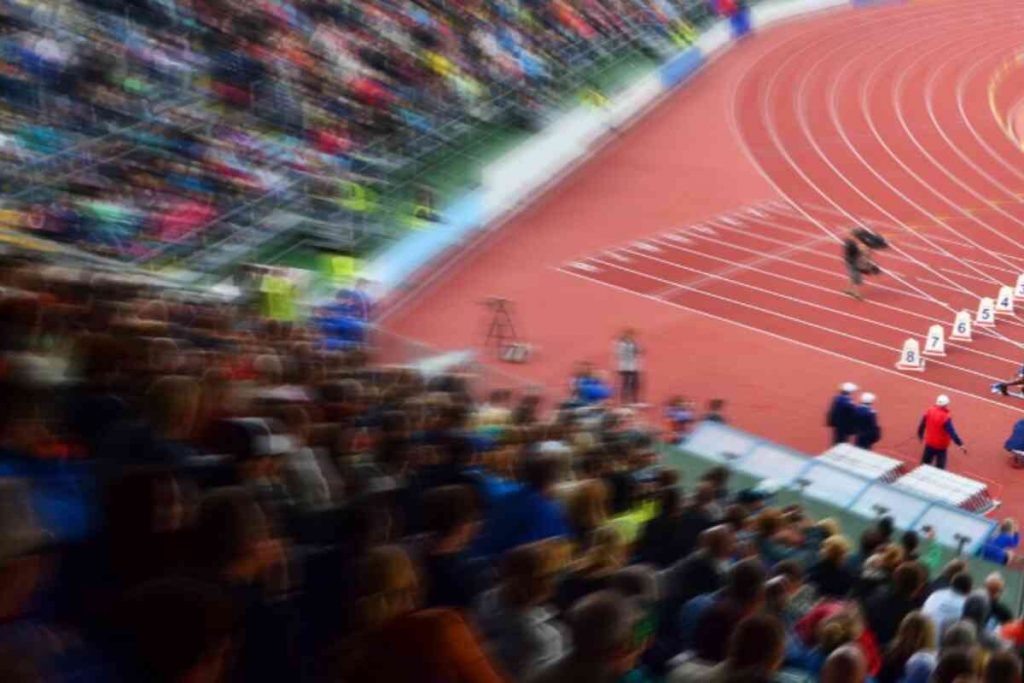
[916,395,966,470]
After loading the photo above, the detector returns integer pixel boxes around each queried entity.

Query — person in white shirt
[615,329,641,405]
[922,572,973,636]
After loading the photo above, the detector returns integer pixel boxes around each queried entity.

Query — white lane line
[556,265,1024,414]
[630,237,1024,353]
[590,255,1011,379]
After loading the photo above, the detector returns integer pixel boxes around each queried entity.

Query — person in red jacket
[917,395,966,470]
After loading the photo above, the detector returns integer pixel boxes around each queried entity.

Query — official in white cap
[854,393,881,450]
[827,382,859,445]
[917,394,965,470]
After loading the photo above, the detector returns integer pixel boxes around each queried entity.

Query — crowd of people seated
[1,0,697,260]
[2,254,1024,682]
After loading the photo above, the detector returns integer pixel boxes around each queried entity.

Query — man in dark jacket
[864,561,926,647]
[674,482,717,558]
[985,572,1014,625]
[853,393,882,450]
[827,382,859,444]
[634,487,684,568]
[663,525,735,606]
[648,525,735,673]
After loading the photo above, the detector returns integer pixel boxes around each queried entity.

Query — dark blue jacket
[0,450,97,544]
[1005,419,1024,452]
[854,404,881,447]
[826,393,857,436]
[471,485,569,559]
[574,376,612,404]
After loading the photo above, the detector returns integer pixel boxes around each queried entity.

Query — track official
[917,394,966,470]
[853,393,881,451]
[826,382,859,445]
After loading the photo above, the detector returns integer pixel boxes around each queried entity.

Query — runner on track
[842,230,867,301]
[991,364,1024,397]
[842,227,886,301]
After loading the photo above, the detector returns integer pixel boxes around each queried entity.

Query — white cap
[861,392,876,404]
[840,382,858,393]
[936,394,950,407]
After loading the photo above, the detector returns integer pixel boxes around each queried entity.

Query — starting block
[1015,273,1024,299]
[896,338,925,371]
[997,286,1015,314]
[923,324,945,357]
[976,297,996,327]
[950,310,972,341]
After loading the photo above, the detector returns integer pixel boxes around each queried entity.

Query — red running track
[382,0,1024,519]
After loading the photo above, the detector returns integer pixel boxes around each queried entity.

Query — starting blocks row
[896,278,1024,372]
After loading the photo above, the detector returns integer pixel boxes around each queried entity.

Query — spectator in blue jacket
[472,450,569,560]
[317,283,374,349]
[572,363,613,406]
[980,519,1019,565]
[826,382,859,444]
[854,393,881,450]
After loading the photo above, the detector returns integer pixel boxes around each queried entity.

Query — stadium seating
[1,0,715,272]
[0,257,1017,682]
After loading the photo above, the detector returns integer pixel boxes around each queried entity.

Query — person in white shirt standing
[922,572,973,636]
[615,329,641,405]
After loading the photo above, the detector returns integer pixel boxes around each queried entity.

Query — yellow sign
[340,180,375,213]
[580,87,609,108]
[329,254,359,284]
[672,20,698,46]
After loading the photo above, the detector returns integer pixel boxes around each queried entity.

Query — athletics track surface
[381,0,1024,520]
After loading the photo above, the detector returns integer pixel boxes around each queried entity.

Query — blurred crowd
[2,255,1024,683]
[0,0,702,261]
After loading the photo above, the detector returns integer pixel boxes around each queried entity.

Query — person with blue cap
[826,382,858,445]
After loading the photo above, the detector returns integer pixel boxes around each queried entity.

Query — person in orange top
[338,545,506,683]
[1000,618,1024,649]
[916,395,966,470]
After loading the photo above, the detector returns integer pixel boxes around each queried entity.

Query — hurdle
[922,324,945,357]
[894,466,998,514]
[950,310,972,341]
[975,297,996,327]
[818,443,906,482]
[896,338,925,371]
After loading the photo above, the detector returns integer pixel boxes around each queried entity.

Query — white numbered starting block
[896,338,925,371]
[950,310,972,341]
[996,286,1015,314]
[976,297,996,327]
[1015,274,1024,299]
[923,324,946,356]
